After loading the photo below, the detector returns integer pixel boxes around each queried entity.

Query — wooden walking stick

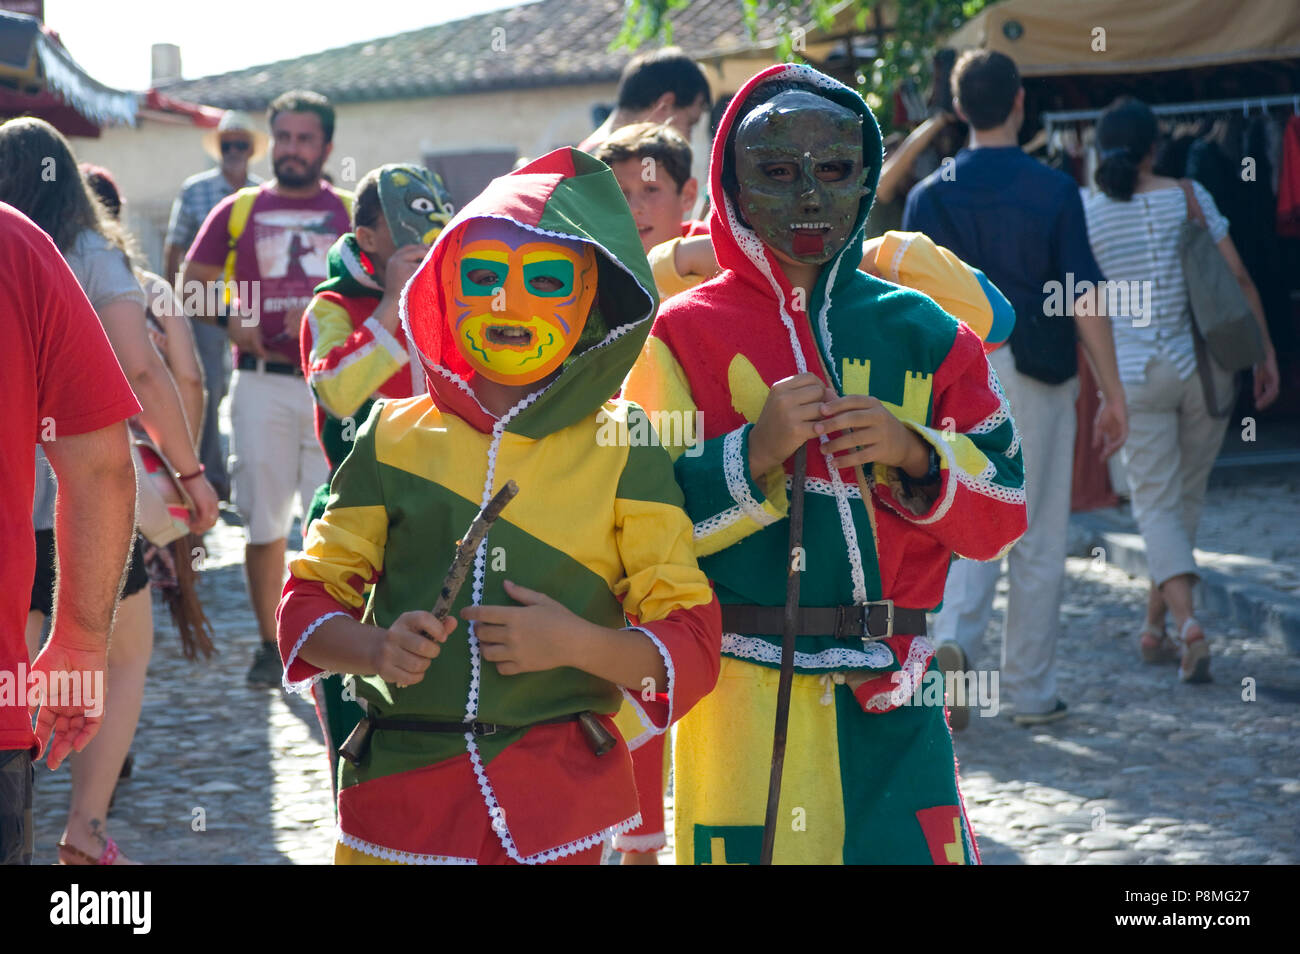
[760,443,808,865]
[338,480,519,767]
[431,480,519,619]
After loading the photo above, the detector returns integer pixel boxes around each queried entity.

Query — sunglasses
[220,140,252,154]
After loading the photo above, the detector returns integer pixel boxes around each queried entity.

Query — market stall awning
[0,9,136,134]
[946,0,1300,76]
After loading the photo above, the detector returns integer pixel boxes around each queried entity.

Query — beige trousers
[1120,354,1231,587]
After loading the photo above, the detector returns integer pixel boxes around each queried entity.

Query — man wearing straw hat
[164,110,266,501]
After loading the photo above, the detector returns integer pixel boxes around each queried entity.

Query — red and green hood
[402,148,658,438]
[708,63,884,304]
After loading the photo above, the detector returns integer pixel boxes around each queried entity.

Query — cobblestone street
[30,510,1300,865]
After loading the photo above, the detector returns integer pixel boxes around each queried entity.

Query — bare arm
[163,244,185,291]
[156,307,207,449]
[876,114,950,204]
[182,257,266,358]
[1073,286,1129,458]
[98,297,219,531]
[31,421,139,768]
[43,421,138,644]
[179,259,224,325]
[1217,233,1280,409]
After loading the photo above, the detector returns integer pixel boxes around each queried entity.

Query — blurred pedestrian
[0,118,217,864]
[0,202,140,866]
[85,164,217,660]
[181,91,350,689]
[578,47,710,152]
[164,110,265,502]
[1084,97,1279,682]
[905,50,1128,727]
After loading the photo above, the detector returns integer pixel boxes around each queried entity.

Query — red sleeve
[28,217,140,436]
[621,594,721,733]
[275,575,363,692]
[871,323,1027,561]
[185,193,236,266]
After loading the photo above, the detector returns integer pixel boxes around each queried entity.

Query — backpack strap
[1177,179,1234,417]
[1178,178,1208,229]
[222,186,263,285]
[335,188,355,221]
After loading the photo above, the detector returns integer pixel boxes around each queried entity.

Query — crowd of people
[0,43,1278,866]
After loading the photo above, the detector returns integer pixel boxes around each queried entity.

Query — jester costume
[615,225,1016,855]
[297,164,454,788]
[277,148,721,864]
[622,64,1027,865]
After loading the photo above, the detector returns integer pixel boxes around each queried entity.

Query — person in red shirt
[0,203,140,865]
[182,90,352,689]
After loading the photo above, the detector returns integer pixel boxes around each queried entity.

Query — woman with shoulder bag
[2,119,219,865]
[1083,98,1279,683]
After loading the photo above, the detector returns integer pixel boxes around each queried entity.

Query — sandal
[1138,625,1179,664]
[1177,618,1211,684]
[58,837,123,865]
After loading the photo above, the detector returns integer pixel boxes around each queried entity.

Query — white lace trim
[336,828,476,865]
[462,390,541,721]
[723,427,776,526]
[467,733,641,864]
[281,611,348,695]
[860,636,934,713]
[898,429,958,527]
[888,233,917,284]
[817,252,845,392]
[721,632,893,671]
[822,448,869,605]
[786,474,862,498]
[955,468,1027,505]
[365,315,410,364]
[692,504,745,541]
[617,625,675,742]
[613,831,667,852]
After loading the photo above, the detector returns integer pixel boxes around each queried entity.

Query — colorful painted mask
[378,164,455,248]
[441,217,598,385]
[734,90,871,265]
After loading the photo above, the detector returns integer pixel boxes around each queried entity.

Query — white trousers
[932,347,1079,716]
[229,368,328,545]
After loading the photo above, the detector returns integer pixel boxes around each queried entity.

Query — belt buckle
[470,720,497,737]
[862,599,894,642]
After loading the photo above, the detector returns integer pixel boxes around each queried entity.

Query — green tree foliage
[616,0,989,133]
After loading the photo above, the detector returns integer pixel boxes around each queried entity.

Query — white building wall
[73,82,617,272]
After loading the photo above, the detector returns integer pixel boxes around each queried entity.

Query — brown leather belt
[721,601,926,641]
[369,714,579,737]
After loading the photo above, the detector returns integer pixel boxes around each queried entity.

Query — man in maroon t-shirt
[0,203,140,865]
[182,91,350,689]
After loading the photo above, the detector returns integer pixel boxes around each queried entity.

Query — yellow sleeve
[304,294,407,420]
[868,231,994,341]
[648,238,705,300]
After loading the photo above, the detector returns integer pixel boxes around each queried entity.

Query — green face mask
[734,90,872,266]
[377,164,455,249]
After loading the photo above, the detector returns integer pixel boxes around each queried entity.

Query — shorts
[229,368,329,545]
[0,749,34,865]
[30,529,148,618]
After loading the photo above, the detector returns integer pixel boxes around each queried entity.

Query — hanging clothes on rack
[1277,114,1300,237]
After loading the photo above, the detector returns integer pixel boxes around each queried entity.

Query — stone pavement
[31,515,335,865]
[30,512,1300,865]
[1073,476,1300,655]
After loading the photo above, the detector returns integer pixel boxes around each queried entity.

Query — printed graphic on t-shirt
[253,208,335,281]
[249,208,340,354]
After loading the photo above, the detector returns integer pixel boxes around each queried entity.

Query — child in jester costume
[622,63,1028,865]
[276,148,722,864]
[296,163,455,790]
